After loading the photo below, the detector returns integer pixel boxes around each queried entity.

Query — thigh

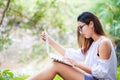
[53,61,84,80]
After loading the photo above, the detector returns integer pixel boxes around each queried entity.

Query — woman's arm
[98,38,111,60]
[74,62,92,73]
[48,36,66,55]
[41,32,66,55]
[63,57,92,74]
[65,38,112,75]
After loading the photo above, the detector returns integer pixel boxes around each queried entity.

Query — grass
[54,75,63,80]
[117,66,120,80]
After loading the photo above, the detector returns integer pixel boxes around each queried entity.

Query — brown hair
[77,12,106,54]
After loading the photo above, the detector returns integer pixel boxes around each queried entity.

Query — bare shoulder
[100,37,112,46]
[98,37,112,60]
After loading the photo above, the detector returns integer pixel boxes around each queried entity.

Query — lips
[81,34,85,36]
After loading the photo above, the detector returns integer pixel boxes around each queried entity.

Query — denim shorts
[84,73,98,80]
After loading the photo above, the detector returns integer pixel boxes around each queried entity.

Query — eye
[78,24,86,31]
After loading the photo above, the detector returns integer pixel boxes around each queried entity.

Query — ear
[89,21,94,28]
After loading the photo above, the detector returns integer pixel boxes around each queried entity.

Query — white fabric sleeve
[64,48,85,61]
[92,58,110,78]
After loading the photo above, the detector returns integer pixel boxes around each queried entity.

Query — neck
[92,34,102,42]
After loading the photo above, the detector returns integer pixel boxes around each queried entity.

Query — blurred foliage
[0,27,12,51]
[0,0,71,51]
[0,0,120,79]
[30,42,47,58]
[117,66,120,80]
[0,69,14,80]
[91,0,120,38]
[0,0,119,49]
[0,69,29,80]
[91,0,120,65]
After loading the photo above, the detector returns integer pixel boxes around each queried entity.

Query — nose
[79,30,83,34]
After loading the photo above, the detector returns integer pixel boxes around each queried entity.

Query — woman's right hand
[41,31,47,41]
[41,31,52,43]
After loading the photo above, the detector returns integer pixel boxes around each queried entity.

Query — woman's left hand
[62,57,79,67]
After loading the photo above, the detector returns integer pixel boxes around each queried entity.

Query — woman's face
[78,21,93,38]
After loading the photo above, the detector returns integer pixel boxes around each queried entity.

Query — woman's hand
[62,57,79,67]
[41,31,52,42]
[62,57,92,74]
[41,31,47,41]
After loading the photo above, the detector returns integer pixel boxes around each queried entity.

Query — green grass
[117,66,120,80]
[53,75,63,80]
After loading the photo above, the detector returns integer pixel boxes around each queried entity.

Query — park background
[0,0,120,80]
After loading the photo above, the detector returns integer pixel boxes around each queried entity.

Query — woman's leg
[28,61,84,80]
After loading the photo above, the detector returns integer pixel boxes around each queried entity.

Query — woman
[29,12,117,80]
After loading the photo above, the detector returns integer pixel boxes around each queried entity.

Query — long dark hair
[77,12,106,54]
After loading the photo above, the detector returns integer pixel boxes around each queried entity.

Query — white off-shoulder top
[64,37,117,80]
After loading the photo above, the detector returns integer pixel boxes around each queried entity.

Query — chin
[84,36,90,39]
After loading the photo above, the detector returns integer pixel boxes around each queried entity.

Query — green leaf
[13,77,23,80]
[0,77,5,80]
[2,69,14,78]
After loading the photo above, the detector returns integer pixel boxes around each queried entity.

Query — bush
[0,69,29,80]
[117,66,120,80]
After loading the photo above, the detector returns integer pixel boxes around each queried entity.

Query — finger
[41,32,45,36]
[41,33,46,41]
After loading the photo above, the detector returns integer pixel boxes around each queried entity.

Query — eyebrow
[78,24,86,27]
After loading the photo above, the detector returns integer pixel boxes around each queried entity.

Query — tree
[91,0,120,65]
